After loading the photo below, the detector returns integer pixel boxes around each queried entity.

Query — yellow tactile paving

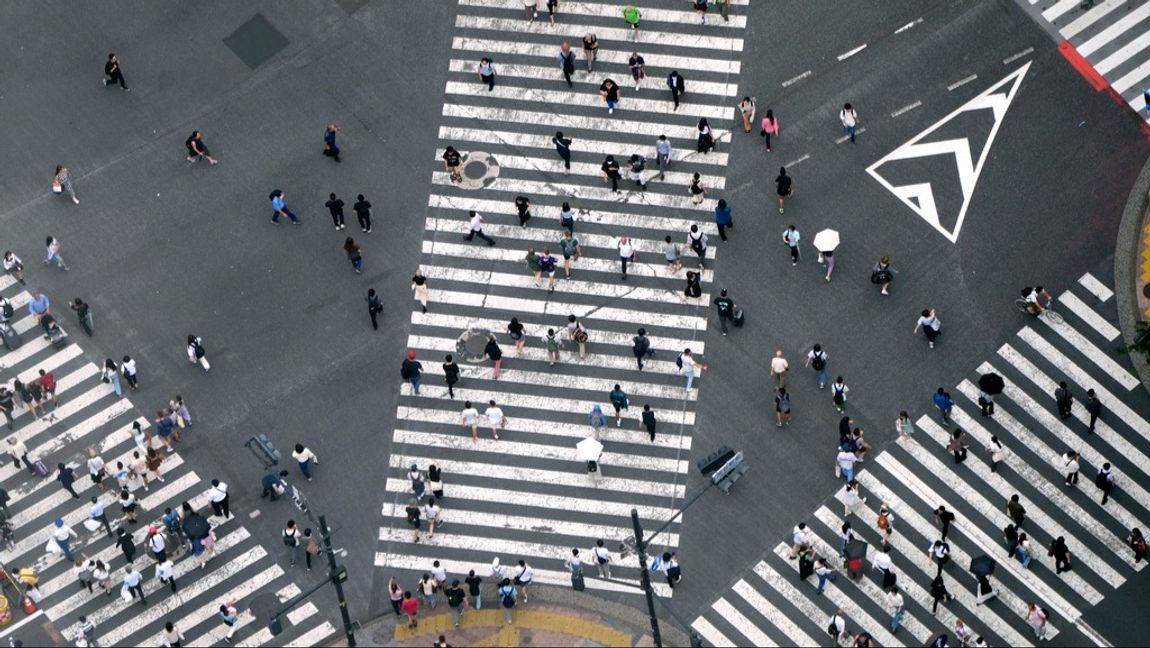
[394,608,633,646]
[1140,221,1150,319]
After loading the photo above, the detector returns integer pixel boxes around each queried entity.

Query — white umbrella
[812,229,840,252]
[576,437,604,462]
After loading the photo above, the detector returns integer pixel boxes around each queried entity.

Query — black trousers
[606,173,619,192]
[481,73,494,90]
[557,150,570,169]
[357,212,371,231]
[670,89,681,108]
[717,222,730,241]
[645,422,656,441]
[329,211,345,228]
[106,69,127,89]
[211,495,230,518]
[369,308,379,330]
[465,230,496,245]
[161,575,178,592]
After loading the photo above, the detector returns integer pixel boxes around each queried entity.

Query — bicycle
[1014,299,1064,325]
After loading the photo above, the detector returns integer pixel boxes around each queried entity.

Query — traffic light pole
[318,514,357,647]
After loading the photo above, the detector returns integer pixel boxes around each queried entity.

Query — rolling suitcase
[0,323,21,351]
[732,307,745,328]
[32,460,50,478]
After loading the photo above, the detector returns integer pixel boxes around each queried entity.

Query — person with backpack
[627,153,646,189]
[566,315,588,359]
[282,520,301,567]
[608,385,629,427]
[774,387,792,427]
[871,256,895,295]
[1128,527,1147,563]
[1096,462,1116,504]
[827,610,847,644]
[831,377,849,413]
[498,578,518,624]
[876,505,894,547]
[1054,381,1074,419]
[804,344,828,389]
[687,224,707,270]
[405,498,422,543]
[632,328,654,370]
[541,329,561,366]
[661,551,682,588]
[186,335,210,371]
[840,103,859,142]
[587,405,607,437]
[400,351,423,395]
[679,349,706,390]
[557,42,576,88]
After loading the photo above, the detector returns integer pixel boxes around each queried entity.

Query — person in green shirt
[558,231,581,279]
[622,4,641,41]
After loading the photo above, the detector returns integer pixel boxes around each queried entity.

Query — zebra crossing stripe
[690,615,737,647]
[710,597,778,647]
[377,526,634,568]
[424,217,720,256]
[432,171,717,210]
[1094,29,1150,76]
[394,407,693,450]
[176,567,287,645]
[2,363,105,435]
[1042,0,1083,22]
[1113,56,1150,95]
[1056,292,1120,341]
[277,620,338,648]
[444,80,733,120]
[874,453,1088,618]
[411,310,708,356]
[392,429,688,473]
[433,149,728,188]
[1076,1,1150,56]
[454,15,745,52]
[447,59,742,96]
[382,477,680,523]
[731,578,816,647]
[855,471,1061,639]
[451,37,743,75]
[1029,320,1139,390]
[13,342,83,382]
[1060,0,1126,39]
[459,0,749,28]
[1076,273,1113,302]
[386,454,685,498]
[443,103,721,141]
[0,405,140,484]
[237,602,327,647]
[1014,328,1149,432]
[192,583,300,646]
[437,126,731,166]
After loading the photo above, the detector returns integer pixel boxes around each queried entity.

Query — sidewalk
[1116,153,1150,391]
[335,585,690,648]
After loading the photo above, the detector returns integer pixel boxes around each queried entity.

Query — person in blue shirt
[933,388,954,426]
[714,199,733,241]
[28,292,49,319]
[323,124,341,162]
[269,190,300,225]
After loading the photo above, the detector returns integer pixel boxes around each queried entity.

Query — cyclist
[1021,286,1054,315]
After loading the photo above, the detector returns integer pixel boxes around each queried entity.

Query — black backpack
[0,301,12,320]
[811,352,826,370]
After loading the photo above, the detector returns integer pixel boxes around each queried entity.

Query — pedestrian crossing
[1028,0,1150,121]
[692,272,1148,646]
[376,0,747,604]
[0,276,334,646]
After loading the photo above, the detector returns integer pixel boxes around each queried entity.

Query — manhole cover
[224,14,290,70]
[1143,283,1150,299]
[456,328,494,362]
[458,151,500,190]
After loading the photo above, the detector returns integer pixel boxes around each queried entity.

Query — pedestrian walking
[661,552,682,588]
[71,298,93,336]
[1048,536,1072,574]
[477,57,495,91]
[218,600,239,643]
[660,235,682,275]
[840,103,859,142]
[44,236,69,271]
[542,328,560,366]
[154,409,179,453]
[121,356,139,391]
[185,130,218,165]
[484,336,504,379]
[653,134,673,180]
[581,32,599,71]
[814,557,837,594]
[617,236,635,281]
[679,348,706,390]
[0,392,14,432]
[831,377,849,413]
[3,252,25,285]
[775,167,793,213]
[622,3,641,40]
[463,211,496,245]
[871,256,895,295]
[687,225,707,269]
[601,155,622,192]
[485,400,505,439]
[684,270,702,299]
[934,388,954,425]
[567,314,588,358]
[873,546,897,588]
[797,544,816,581]
[828,610,847,644]
[87,448,107,493]
[632,328,654,369]
[788,523,810,559]
[1084,388,1102,433]
[697,118,714,153]
[523,0,538,20]
[557,42,576,88]
[760,109,778,151]
[77,616,98,646]
[913,308,942,349]
[1003,522,1019,558]
[401,590,419,628]
[627,153,647,190]
[552,131,572,174]
[714,201,736,244]
[947,428,969,464]
[103,53,128,90]
[292,444,318,481]
[1127,528,1147,563]
[208,479,231,518]
[713,289,735,335]
[599,78,621,113]
[427,464,445,500]
[986,435,1005,473]
[666,70,685,109]
[835,447,858,482]
[365,289,383,330]
[514,195,532,228]
[464,570,483,610]
[558,201,576,234]
[322,124,341,162]
[929,575,954,615]
[325,193,346,230]
[1096,462,1115,504]
[51,518,78,560]
[122,566,146,605]
[445,579,467,627]
[841,480,867,517]
[352,194,372,233]
[442,146,463,183]
[876,505,895,547]
[159,621,184,647]
[497,578,517,624]
[737,96,755,133]
[559,230,580,279]
[927,539,951,577]
[608,384,629,427]
[770,349,789,387]
[53,165,80,204]
[590,539,613,579]
[1019,534,1035,568]
[268,190,300,225]
[437,355,460,401]
[775,387,792,427]
[98,359,122,397]
[411,268,429,313]
[342,238,363,274]
[155,557,177,593]
[283,520,302,566]
[687,172,706,205]
[424,498,444,538]
[1055,381,1074,419]
[1026,602,1047,638]
[627,51,646,89]
[782,225,800,265]
[514,560,534,601]
[1006,494,1026,529]
[804,344,828,389]
[400,351,424,395]
[56,463,80,499]
[587,404,607,437]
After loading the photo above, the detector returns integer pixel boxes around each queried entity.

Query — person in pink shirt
[761,109,779,152]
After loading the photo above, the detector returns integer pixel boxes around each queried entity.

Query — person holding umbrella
[978,373,1002,417]
[813,229,839,282]
[577,438,603,487]
[970,555,998,604]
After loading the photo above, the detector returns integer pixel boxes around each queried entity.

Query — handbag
[45,539,62,554]
[52,180,63,194]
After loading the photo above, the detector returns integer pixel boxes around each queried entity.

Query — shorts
[408,518,421,530]
[777,189,793,197]
[509,331,523,341]
[545,269,556,277]
[562,253,572,261]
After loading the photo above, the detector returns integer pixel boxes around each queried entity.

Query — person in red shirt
[38,369,58,408]
[401,591,419,628]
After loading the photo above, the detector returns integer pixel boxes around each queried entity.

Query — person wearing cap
[147,526,168,563]
[401,351,423,395]
[713,289,735,335]
[52,518,78,561]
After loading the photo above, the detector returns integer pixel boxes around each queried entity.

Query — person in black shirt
[713,289,735,335]
[325,193,346,230]
[442,146,462,183]
[641,405,657,441]
[71,298,93,336]
[103,53,127,90]
[514,196,532,227]
[776,166,794,214]
[445,579,467,627]
[552,132,572,174]
[185,131,218,165]
[601,155,621,192]
[599,79,620,113]
[464,569,483,610]
[401,351,423,395]
[353,194,372,233]
[365,289,382,330]
[666,71,686,110]
[442,354,460,399]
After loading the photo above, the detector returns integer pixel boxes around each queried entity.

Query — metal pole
[319,515,356,647]
[631,508,662,648]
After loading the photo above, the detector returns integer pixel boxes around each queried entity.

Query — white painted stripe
[443,103,722,142]
[894,17,923,34]
[1078,2,1150,56]
[890,100,921,117]
[381,501,678,546]
[236,601,324,647]
[978,350,1150,518]
[452,37,742,75]
[432,171,718,211]
[0,334,57,370]
[459,0,749,28]
[731,579,816,647]
[0,275,17,291]
[947,74,978,91]
[690,616,737,648]
[1057,292,1120,340]
[444,80,733,120]
[286,622,338,648]
[5,363,105,429]
[1002,47,1034,64]
[414,280,709,331]
[1017,327,1148,429]
[834,127,866,144]
[780,70,811,88]
[81,544,270,645]
[1077,272,1113,301]
[1128,89,1149,119]
[378,527,652,570]
[454,15,745,52]
[1043,0,1082,22]
[906,415,1127,580]
[784,153,810,167]
[874,453,1087,619]
[1060,0,1125,39]
[763,548,904,647]
[387,454,685,498]
[375,553,673,597]
[448,59,741,97]
[392,429,688,473]
[711,598,777,647]
[836,43,867,61]
[1095,26,1150,74]
[439,125,731,166]
[193,583,300,646]
[394,407,693,450]
[1112,52,1150,93]
[412,309,707,356]
[0,406,142,484]
[384,477,679,522]
[43,524,250,620]
[856,472,1059,639]
[812,505,1034,648]
[409,338,699,389]
[428,194,722,237]
[435,148,727,189]
[12,342,82,383]
[782,526,931,644]
[1030,318,1139,389]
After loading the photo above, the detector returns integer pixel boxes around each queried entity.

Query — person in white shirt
[463,211,496,246]
[460,401,480,443]
[489,557,507,586]
[592,539,612,579]
[513,560,534,602]
[836,449,859,482]
[770,350,788,388]
[873,546,896,588]
[120,355,139,391]
[840,103,859,142]
[828,609,847,644]
[789,523,809,559]
[913,308,942,349]
[425,499,444,538]
[122,566,146,605]
[618,236,635,281]
[207,479,231,518]
[291,444,318,481]
[885,587,905,633]
[88,496,113,536]
[564,548,584,574]
[155,558,177,593]
[484,401,505,440]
